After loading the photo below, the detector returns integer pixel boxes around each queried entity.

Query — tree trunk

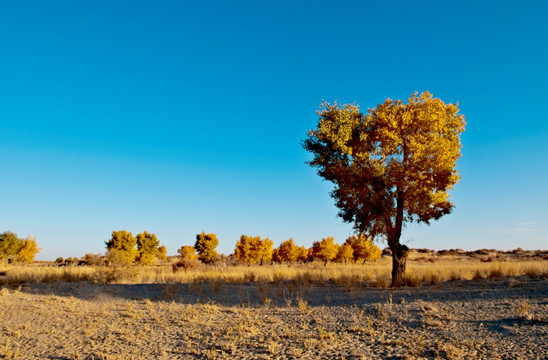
[389,189,408,287]
[390,243,409,287]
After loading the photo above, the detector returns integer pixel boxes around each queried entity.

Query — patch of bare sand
[0,277,546,359]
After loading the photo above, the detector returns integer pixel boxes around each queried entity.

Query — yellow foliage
[345,235,381,263]
[157,245,168,262]
[194,232,219,264]
[304,92,465,285]
[337,243,354,264]
[136,231,160,265]
[178,245,197,261]
[105,230,138,266]
[235,235,273,265]
[273,238,300,263]
[311,237,339,266]
[16,236,41,264]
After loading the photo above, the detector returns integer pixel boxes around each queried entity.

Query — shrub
[157,245,168,262]
[172,259,202,271]
[178,245,197,260]
[81,253,104,266]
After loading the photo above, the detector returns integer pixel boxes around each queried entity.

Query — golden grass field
[1,251,547,359]
[1,251,547,287]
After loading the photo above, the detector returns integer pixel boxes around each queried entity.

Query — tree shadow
[8,276,547,309]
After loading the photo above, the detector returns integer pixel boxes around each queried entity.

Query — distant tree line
[0,231,41,264]
[1,228,382,267]
[173,231,381,268]
[235,234,381,266]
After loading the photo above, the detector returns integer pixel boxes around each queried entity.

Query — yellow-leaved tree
[136,231,160,265]
[273,238,300,264]
[345,234,382,264]
[194,231,219,264]
[337,243,354,264]
[157,245,168,262]
[16,235,41,264]
[234,235,273,265]
[304,92,465,286]
[178,245,197,260]
[311,237,339,266]
[105,230,138,266]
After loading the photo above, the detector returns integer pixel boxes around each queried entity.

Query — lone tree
[304,92,465,286]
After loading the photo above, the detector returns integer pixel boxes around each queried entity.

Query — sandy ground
[0,276,546,359]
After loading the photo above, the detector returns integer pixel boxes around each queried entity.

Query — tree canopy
[105,230,138,266]
[136,231,160,265]
[0,232,41,264]
[304,92,465,286]
[194,231,219,264]
[311,237,339,266]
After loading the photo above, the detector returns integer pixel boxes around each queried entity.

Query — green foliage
[105,230,138,266]
[194,231,219,264]
[136,231,160,265]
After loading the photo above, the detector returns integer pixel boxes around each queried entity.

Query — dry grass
[1,276,546,359]
[0,252,546,288]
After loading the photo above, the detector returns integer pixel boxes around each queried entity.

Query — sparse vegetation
[0,251,546,287]
[0,273,544,359]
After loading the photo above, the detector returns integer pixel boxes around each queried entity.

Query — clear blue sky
[1,1,547,260]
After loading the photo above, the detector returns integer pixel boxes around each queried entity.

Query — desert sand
[1,276,546,359]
